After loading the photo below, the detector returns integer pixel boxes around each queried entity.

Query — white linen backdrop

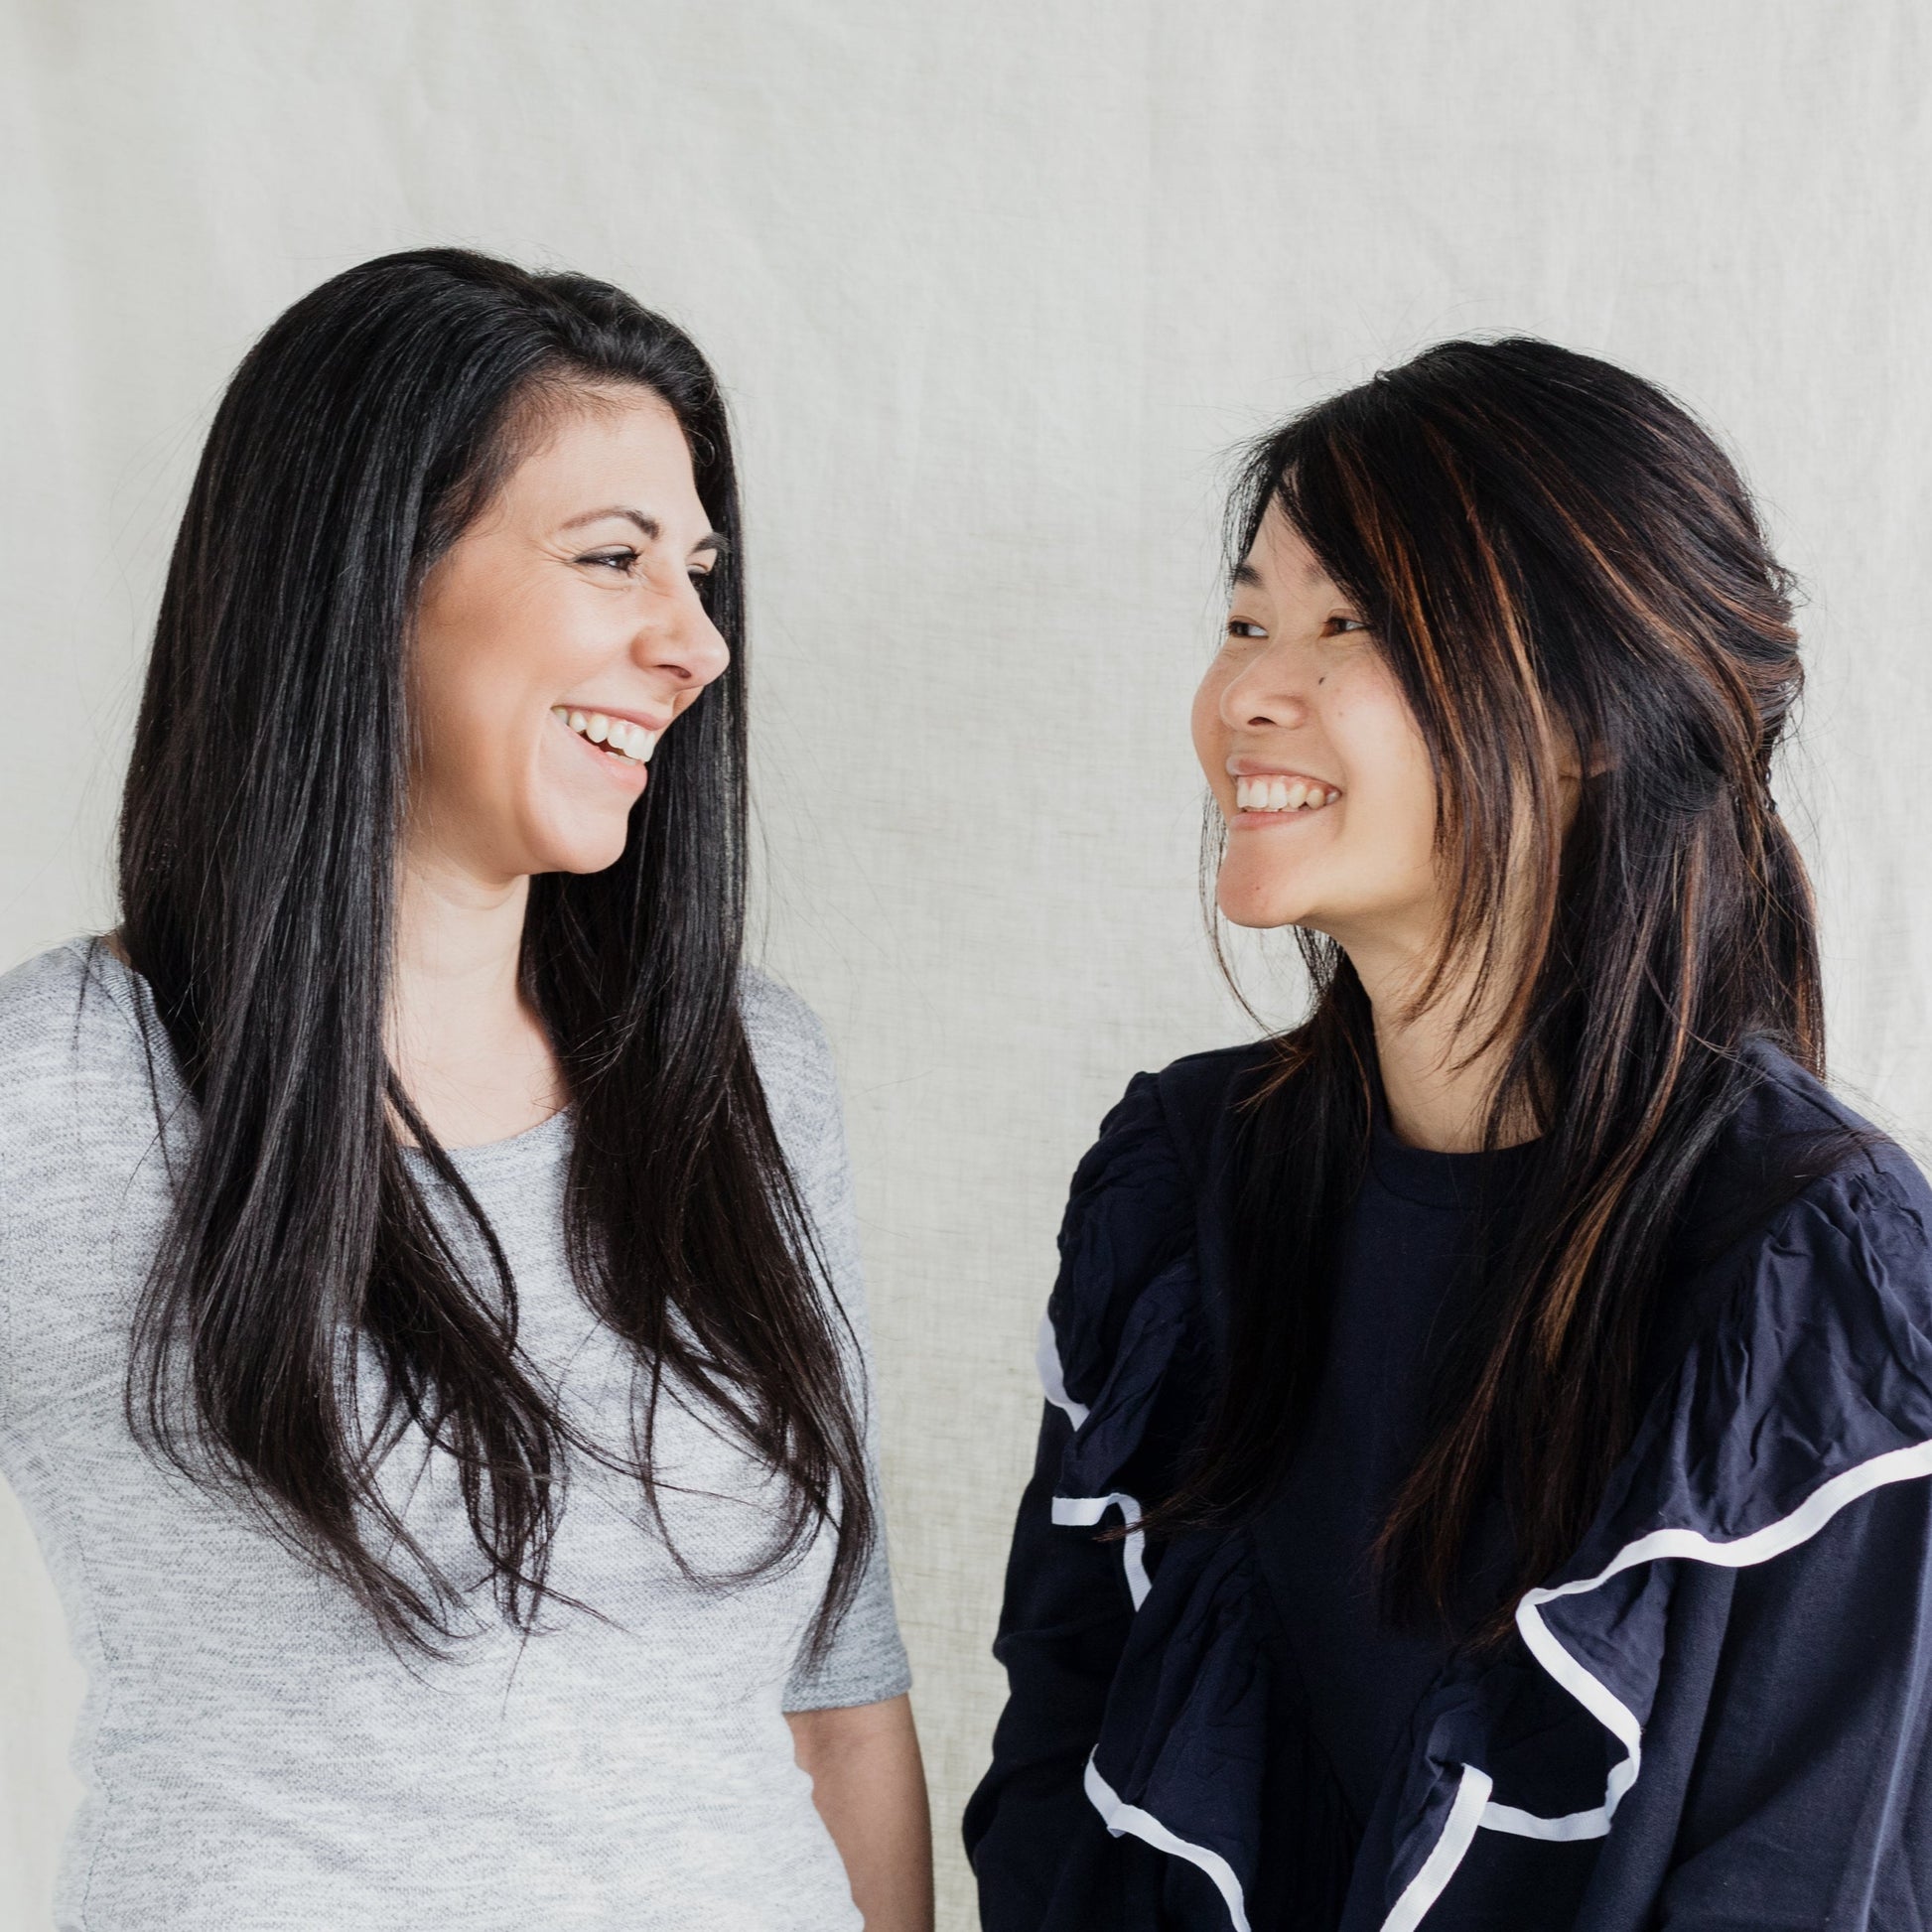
[3,3,1928,1925]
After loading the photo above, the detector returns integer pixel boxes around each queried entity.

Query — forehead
[1236,498,1338,599]
[501,388,698,514]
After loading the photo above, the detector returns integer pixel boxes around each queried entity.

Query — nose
[1219,638,1313,732]
[634,574,731,691]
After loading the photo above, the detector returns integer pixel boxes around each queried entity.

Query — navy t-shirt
[1251,1113,1526,1823]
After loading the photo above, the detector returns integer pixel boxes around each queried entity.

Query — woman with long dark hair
[967,340,1932,1929]
[0,248,930,1929]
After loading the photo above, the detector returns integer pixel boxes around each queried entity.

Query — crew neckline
[399,1102,574,1176]
[1367,1102,1540,1210]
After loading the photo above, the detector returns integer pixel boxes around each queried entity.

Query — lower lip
[558,715,648,787]
[1233,803,1336,827]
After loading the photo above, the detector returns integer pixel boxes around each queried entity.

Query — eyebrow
[1231,561,1263,589]
[560,506,731,557]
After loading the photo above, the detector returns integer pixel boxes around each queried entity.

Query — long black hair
[118,247,872,1653]
[1157,338,1822,1629]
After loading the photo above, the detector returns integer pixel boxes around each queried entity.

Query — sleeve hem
[780,1663,914,1714]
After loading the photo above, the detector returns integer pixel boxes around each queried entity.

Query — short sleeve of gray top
[0,940,909,1932]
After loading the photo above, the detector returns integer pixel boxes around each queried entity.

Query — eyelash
[578,547,715,588]
[1225,615,1369,641]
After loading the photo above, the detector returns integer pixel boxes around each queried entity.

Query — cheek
[1328,676,1440,870]
[1190,665,1230,780]
[415,637,526,788]
[416,574,598,753]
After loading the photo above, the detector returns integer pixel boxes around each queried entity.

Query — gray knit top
[0,939,909,1931]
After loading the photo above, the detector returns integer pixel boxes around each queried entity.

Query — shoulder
[1732,1038,1920,1176]
[1697,1041,1932,1370]
[1696,1040,1932,1286]
[0,937,149,1102]
[1048,1040,1273,1414]
[738,967,842,1159]
[0,940,165,1235]
[1066,1039,1275,1206]
[739,965,833,1078]
[1585,1052,1932,1565]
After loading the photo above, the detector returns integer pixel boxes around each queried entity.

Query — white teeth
[1235,775,1338,813]
[555,706,657,763]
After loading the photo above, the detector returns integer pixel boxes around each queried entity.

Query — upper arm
[1659,1474,1932,1926]
[744,979,912,1713]
[966,1070,1203,1873]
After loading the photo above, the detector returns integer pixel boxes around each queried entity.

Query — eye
[577,547,638,574]
[1226,618,1268,640]
[1326,615,1371,636]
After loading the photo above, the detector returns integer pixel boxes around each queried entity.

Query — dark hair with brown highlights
[118,247,872,1656]
[1156,337,1824,1629]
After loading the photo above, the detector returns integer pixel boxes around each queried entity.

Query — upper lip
[559,703,673,735]
[1225,755,1340,789]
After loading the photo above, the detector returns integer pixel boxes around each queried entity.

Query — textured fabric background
[2,4,1928,1927]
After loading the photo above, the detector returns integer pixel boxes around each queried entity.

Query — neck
[387,842,561,1146]
[1343,928,1527,1155]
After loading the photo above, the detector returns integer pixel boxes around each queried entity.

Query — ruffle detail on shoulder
[1037,1071,1207,1611]
[1043,1071,1197,1420]
[1373,1161,1932,1930]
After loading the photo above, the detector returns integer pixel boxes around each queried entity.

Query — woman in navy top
[966,340,1932,1930]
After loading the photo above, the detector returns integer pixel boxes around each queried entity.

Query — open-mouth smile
[553,706,661,768]
[1233,773,1340,815]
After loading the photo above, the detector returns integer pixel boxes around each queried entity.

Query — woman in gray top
[0,249,930,1930]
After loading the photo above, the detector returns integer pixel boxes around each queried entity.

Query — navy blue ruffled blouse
[965,1040,1932,1931]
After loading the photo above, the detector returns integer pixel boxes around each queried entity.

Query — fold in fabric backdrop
[2,2,1929,1925]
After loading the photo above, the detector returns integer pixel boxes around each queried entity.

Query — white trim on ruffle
[1036,1311,1150,1605]
[1040,1309,1232,1918]
[1050,1492,1151,1608]
[1382,1434,1932,1927]
[1036,1311,1091,1430]
[1382,1765,1492,1932]
[1085,1754,1253,1932]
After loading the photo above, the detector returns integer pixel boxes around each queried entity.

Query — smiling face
[407,385,731,888]
[1192,499,1444,965]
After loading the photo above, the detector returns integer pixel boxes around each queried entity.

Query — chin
[1216,868,1310,932]
[526,815,633,878]
[556,839,631,877]
[1216,889,1311,932]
